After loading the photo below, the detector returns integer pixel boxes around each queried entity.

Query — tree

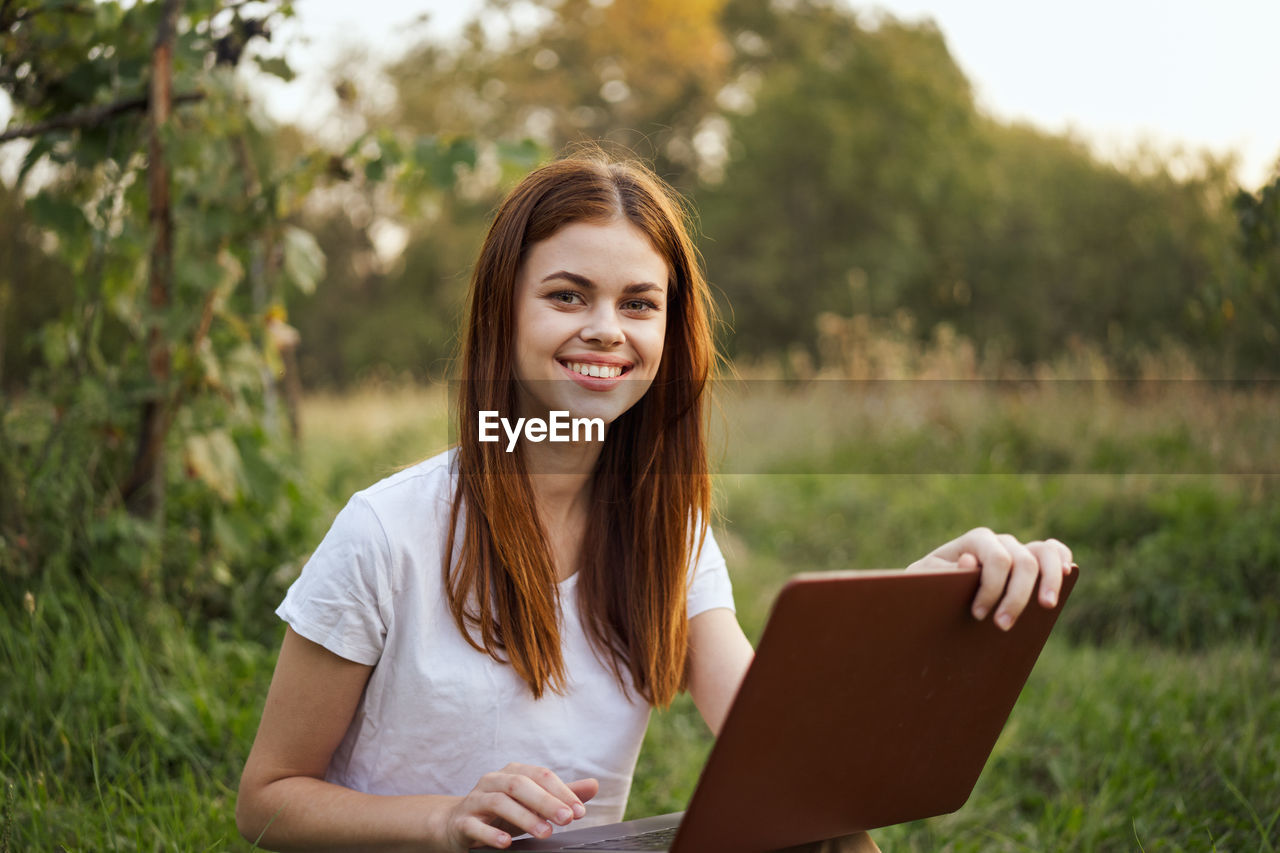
[387,0,731,188]
[0,0,327,611]
[700,0,985,357]
[699,0,1245,370]
[1231,169,1280,374]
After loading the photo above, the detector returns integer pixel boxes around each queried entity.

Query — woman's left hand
[907,528,1074,630]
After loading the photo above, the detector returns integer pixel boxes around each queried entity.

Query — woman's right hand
[442,763,599,850]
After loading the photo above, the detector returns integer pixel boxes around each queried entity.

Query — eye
[548,290,584,305]
[622,298,660,313]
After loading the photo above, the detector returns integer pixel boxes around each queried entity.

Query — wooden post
[124,0,182,517]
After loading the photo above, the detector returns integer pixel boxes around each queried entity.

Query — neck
[524,434,599,504]
[522,436,602,581]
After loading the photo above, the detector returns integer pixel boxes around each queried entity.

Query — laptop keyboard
[563,825,680,850]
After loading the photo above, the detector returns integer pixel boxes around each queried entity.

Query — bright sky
[3,0,1278,188]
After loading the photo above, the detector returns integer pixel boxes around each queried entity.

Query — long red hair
[446,152,716,705]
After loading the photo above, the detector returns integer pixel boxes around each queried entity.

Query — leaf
[26,191,89,243]
[254,55,296,82]
[413,136,478,189]
[17,137,54,188]
[281,225,325,295]
[39,321,78,370]
[184,430,244,502]
[496,138,540,170]
[445,137,478,170]
[215,248,245,304]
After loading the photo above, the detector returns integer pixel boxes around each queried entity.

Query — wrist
[420,794,463,852]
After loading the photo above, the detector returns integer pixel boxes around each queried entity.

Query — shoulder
[353,447,458,525]
[281,449,459,619]
[310,447,459,571]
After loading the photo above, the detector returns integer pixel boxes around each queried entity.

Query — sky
[3,0,1278,188]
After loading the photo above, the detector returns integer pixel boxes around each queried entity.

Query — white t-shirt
[276,449,735,825]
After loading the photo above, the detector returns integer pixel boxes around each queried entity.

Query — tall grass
[3,372,1277,849]
[2,575,273,850]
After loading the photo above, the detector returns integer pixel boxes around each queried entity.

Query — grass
[3,378,1279,850]
[2,576,272,850]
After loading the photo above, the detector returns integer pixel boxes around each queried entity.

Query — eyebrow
[540,270,665,296]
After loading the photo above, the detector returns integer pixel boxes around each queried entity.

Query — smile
[559,360,630,379]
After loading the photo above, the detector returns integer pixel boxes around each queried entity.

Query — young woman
[236,153,1073,852]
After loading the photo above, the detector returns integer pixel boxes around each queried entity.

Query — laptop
[484,566,1079,852]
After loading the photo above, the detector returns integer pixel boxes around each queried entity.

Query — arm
[685,607,754,736]
[237,627,594,852]
[237,627,440,851]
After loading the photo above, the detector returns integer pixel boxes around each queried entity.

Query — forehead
[522,219,670,288]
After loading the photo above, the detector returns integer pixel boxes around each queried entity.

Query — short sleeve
[276,494,392,665]
[686,525,735,619]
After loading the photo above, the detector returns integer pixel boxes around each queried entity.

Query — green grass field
[3,380,1278,850]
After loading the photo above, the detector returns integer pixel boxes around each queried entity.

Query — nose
[579,304,624,347]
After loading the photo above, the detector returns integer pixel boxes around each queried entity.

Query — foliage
[702,0,984,355]
[700,0,1252,372]
[0,1,535,611]
[1232,171,1280,373]
[286,0,731,388]
[0,181,74,388]
[388,0,731,188]
[274,0,1280,386]
[0,0,334,620]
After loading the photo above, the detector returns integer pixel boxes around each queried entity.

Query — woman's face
[512,217,669,426]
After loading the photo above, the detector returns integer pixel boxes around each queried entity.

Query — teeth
[564,361,624,378]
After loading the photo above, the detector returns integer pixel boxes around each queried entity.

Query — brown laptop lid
[673,567,1078,853]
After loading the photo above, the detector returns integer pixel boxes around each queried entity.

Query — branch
[2,3,94,27]
[124,0,183,519]
[0,91,203,144]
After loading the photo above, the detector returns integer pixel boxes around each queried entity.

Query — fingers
[568,777,600,805]
[453,765,593,848]
[991,534,1038,630]
[949,527,1012,621]
[457,814,515,850]
[1028,538,1072,608]
[945,528,1073,630]
[505,763,589,821]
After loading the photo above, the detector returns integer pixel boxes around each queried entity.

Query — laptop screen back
[673,567,1078,852]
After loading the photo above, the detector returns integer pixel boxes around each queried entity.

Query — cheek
[640,319,668,364]
[653,327,669,370]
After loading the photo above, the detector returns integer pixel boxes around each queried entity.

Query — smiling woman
[235,151,741,852]
[236,149,1070,853]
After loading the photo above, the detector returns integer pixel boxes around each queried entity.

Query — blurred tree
[699,0,984,358]
[700,0,1244,370]
[0,0,335,613]
[287,0,731,386]
[389,0,731,187]
[952,124,1241,369]
[0,182,74,390]
[1231,169,1280,373]
[288,0,1261,383]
